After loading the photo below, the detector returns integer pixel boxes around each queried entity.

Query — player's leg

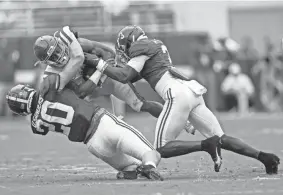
[86,114,142,179]
[221,134,280,174]
[153,88,221,170]
[103,112,160,166]
[111,79,163,118]
[140,100,164,118]
[189,98,280,174]
[87,114,154,180]
[103,112,163,180]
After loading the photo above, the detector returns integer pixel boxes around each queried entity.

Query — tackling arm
[78,38,116,60]
[103,65,138,84]
[84,55,148,83]
[76,70,102,98]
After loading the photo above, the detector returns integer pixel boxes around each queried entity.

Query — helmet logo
[118,32,125,40]
[117,32,126,51]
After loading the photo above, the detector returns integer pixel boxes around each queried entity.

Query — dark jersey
[129,39,172,88]
[30,89,102,143]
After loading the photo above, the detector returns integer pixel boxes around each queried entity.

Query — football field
[0,113,282,195]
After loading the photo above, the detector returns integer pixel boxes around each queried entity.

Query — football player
[6,82,163,180]
[84,25,280,174]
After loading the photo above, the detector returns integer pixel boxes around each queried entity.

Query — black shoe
[137,165,164,181]
[116,170,138,180]
[258,152,280,174]
[201,135,222,172]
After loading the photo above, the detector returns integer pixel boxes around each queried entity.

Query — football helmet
[6,84,36,116]
[115,25,146,63]
[33,34,70,68]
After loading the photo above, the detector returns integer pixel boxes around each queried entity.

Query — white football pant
[86,112,160,171]
[153,71,224,148]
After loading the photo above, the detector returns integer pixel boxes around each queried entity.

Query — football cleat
[116,170,138,180]
[201,135,222,172]
[258,152,280,174]
[137,165,164,181]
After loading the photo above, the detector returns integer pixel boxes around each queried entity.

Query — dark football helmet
[33,34,70,68]
[6,84,36,116]
[115,25,146,63]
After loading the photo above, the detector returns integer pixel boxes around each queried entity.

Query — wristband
[96,59,109,73]
[89,70,102,85]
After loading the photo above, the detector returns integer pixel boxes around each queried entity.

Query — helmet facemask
[115,37,130,65]
[116,47,130,65]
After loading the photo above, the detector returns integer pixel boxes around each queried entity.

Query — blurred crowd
[198,35,283,114]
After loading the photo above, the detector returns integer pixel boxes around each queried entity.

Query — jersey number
[37,101,74,136]
[161,45,172,64]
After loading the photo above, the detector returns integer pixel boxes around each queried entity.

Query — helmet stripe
[60,26,73,46]
[6,95,28,104]
[61,30,72,44]
[59,32,69,46]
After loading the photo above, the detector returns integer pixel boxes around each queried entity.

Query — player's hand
[84,52,101,68]
[105,58,116,66]
[82,65,96,80]
[78,80,97,99]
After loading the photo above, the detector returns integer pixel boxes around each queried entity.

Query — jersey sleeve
[30,116,49,136]
[57,26,84,91]
[128,40,157,58]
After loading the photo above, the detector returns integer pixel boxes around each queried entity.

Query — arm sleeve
[127,55,150,73]
[58,26,85,91]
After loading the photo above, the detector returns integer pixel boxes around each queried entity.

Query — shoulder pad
[57,26,76,46]
[129,39,156,58]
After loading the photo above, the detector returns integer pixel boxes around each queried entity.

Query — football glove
[84,52,108,73]
[83,52,101,68]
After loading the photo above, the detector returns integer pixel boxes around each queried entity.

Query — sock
[221,134,260,159]
[144,161,156,168]
[157,140,202,158]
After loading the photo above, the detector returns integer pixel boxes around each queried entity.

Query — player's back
[129,39,172,88]
[31,88,102,143]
